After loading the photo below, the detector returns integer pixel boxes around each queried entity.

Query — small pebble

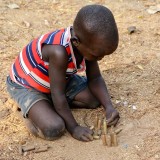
[123,101,128,107]
[93,135,100,140]
[7,4,20,9]
[155,154,159,159]
[89,125,94,130]
[123,144,128,149]
[127,26,136,34]
[132,105,137,110]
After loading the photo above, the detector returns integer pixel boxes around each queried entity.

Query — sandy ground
[0,0,160,160]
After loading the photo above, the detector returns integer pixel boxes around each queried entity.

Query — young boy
[6,4,119,142]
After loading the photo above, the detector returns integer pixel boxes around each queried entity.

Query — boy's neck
[70,28,83,69]
[71,42,83,69]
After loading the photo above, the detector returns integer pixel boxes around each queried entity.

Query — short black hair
[73,5,119,53]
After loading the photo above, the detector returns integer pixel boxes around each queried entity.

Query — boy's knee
[90,100,100,109]
[42,121,65,140]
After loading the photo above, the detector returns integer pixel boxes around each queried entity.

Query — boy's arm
[85,60,119,126]
[43,45,93,141]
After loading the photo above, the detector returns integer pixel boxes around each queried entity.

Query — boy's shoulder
[40,26,72,47]
[33,26,72,60]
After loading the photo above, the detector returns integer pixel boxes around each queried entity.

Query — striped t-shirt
[10,27,86,93]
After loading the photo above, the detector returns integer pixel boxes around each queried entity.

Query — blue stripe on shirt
[37,64,49,76]
[26,42,37,68]
[44,30,59,44]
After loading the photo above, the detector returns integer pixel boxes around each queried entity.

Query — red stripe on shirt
[22,46,34,71]
[53,29,64,44]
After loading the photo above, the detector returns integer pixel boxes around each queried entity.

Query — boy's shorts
[6,75,87,118]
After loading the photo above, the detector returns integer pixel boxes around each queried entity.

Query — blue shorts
[6,75,87,118]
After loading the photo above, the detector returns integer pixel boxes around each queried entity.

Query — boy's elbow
[88,76,103,84]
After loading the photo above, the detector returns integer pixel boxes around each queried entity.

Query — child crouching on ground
[6,4,120,141]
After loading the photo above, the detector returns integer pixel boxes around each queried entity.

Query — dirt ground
[0,0,160,159]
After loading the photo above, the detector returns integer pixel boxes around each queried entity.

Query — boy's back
[10,27,85,93]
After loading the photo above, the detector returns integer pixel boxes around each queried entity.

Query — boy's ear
[71,36,80,47]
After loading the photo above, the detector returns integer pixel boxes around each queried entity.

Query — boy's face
[76,36,112,61]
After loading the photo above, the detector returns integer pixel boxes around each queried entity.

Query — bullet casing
[94,115,99,129]
[103,119,107,134]
[101,134,107,146]
[106,134,111,147]
[111,133,118,146]
[97,130,102,136]
[97,119,102,130]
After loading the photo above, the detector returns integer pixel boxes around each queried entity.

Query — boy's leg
[66,75,100,109]
[27,100,65,140]
[6,76,65,140]
[70,87,100,109]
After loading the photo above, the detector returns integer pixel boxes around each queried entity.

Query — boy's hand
[106,106,120,126]
[71,126,93,142]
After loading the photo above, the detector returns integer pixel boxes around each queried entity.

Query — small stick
[89,125,94,130]
[110,126,115,146]
[19,145,23,155]
[103,118,107,134]
[12,104,18,112]
[101,134,107,146]
[94,114,99,129]
[34,146,48,153]
[93,129,98,136]
[93,135,100,140]
[110,126,118,146]
[106,134,111,147]
[22,145,35,152]
[111,133,118,146]
[115,128,122,135]
[110,125,114,132]
[97,130,102,136]
[97,119,102,130]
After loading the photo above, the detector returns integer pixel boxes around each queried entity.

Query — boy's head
[72,5,119,61]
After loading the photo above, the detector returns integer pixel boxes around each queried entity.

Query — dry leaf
[22,21,30,28]
[147,4,160,14]
[7,4,20,9]
[137,65,144,70]
[44,20,50,27]
[52,0,59,4]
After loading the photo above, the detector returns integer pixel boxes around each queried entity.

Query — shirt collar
[67,26,86,72]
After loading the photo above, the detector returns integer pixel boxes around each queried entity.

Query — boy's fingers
[80,135,90,142]
[82,128,93,141]
[85,128,93,135]
[107,117,119,127]
[107,111,119,124]
[84,132,93,141]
